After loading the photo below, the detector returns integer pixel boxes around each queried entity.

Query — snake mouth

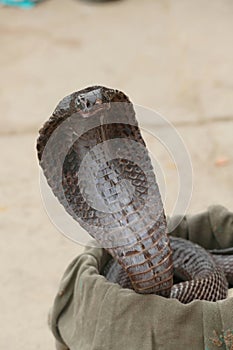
[77,103,109,118]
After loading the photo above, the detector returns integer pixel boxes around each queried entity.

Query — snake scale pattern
[37,86,232,303]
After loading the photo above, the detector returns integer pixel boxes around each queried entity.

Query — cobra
[37,86,232,303]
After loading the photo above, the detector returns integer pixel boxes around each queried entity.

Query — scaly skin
[103,236,229,303]
[37,86,173,296]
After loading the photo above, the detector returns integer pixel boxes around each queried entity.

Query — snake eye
[75,97,82,110]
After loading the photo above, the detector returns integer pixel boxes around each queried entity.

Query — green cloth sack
[50,205,233,350]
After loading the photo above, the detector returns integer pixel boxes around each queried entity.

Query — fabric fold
[50,205,233,350]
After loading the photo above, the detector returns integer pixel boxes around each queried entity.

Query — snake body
[37,86,231,303]
[103,236,230,303]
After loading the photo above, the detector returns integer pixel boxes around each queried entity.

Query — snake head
[75,88,106,116]
[74,86,129,118]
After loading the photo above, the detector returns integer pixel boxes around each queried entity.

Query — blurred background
[0,0,232,348]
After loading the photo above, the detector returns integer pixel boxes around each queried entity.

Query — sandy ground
[0,0,233,349]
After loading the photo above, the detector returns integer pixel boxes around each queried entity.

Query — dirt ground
[0,0,232,348]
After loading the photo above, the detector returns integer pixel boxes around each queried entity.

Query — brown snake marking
[37,86,231,303]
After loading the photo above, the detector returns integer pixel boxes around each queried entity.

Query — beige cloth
[50,205,233,350]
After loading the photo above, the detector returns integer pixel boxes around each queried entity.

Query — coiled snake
[37,86,232,303]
